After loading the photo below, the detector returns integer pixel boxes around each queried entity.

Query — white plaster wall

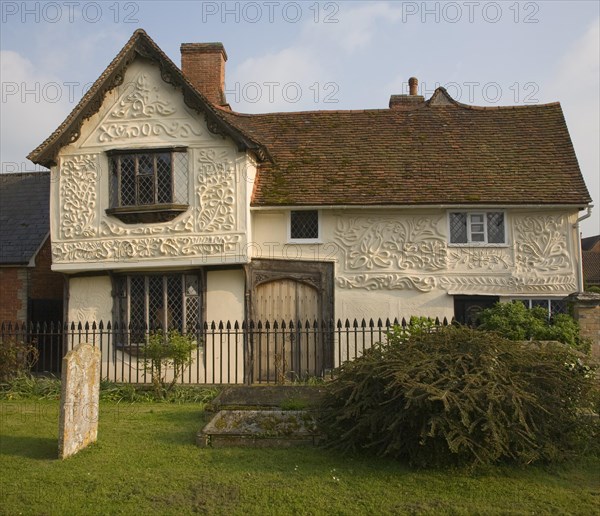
[67,276,113,323]
[206,269,245,324]
[50,57,255,272]
[251,207,580,322]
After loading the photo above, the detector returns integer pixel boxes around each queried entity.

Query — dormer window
[107,147,189,223]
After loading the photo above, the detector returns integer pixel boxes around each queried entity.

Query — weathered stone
[198,409,320,448]
[567,292,600,358]
[58,343,101,459]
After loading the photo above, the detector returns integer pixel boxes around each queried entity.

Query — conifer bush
[318,326,598,468]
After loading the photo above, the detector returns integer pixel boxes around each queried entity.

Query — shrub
[143,330,198,399]
[0,338,39,382]
[479,301,589,352]
[318,326,598,469]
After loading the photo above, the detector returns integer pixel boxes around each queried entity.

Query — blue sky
[2,0,598,235]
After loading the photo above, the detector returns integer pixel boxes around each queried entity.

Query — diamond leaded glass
[290,210,319,239]
[450,213,468,243]
[487,212,505,244]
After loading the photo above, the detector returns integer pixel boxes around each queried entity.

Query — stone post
[567,292,600,358]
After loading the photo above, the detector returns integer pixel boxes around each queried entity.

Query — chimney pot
[408,77,418,96]
[181,42,228,106]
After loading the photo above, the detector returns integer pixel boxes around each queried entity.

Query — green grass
[1,400,599,515]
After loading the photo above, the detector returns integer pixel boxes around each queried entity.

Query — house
[582,235,600,288]
[0,172,64,324]
[26,30,592,380]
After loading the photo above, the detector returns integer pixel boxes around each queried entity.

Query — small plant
[143,330,198,399]
[0,338,39,382]
[479,301,590,352]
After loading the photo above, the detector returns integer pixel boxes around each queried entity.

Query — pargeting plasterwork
[100,215,194,236]
[334,217,446,271]
[196,149,236,233]
[513,215,572,274]
[52,234,242,263]
[59,154,99,239]
[333,213,576,293]
[83,71,206,145]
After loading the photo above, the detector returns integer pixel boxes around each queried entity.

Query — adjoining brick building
[0,172,64,324]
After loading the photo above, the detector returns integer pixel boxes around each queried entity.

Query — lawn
[1,400,599,515]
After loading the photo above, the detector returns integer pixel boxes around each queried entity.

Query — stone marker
[58,343,101,459]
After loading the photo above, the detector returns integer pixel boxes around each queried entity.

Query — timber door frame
[246,259,334,324]
[245,259,334,383]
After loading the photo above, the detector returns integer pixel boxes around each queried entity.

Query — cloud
[228,1,403,112]
[0,50,70,172]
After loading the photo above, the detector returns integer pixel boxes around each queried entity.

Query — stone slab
[198,409,320,448]
[58,343,101,459]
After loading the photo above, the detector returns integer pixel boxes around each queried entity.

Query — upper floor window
[449,211,506,245]
[289,210,320,242]
[107,147,188,223]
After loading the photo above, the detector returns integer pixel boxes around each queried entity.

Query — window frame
[114,272,204,344]
[106,147,189,224]
[448,210,508,246]
[287,209,322,244]
[510,297,568,318]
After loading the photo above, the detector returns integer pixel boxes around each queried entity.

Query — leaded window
[107,148,188,223]
[115,274,202,344]
[290,210,319,241]
[517,298,568,318]
[449,211,506,244]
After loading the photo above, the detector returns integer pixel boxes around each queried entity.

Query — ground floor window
[513,298,568,318]
[115,274,202,342]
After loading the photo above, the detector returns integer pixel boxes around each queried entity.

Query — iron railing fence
[1,317,452,385]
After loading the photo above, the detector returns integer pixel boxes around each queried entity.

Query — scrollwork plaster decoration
[60,154,99,239]
[447,247,512,271]
[439,275,577,294]
[196,149,236,233]
[110,74,175,119]
[100,215,193,236]
[334,217,446,272]
[52,235,242,263]
[336,275,437,292]
[97,121,203,142]
[514,215,572,274]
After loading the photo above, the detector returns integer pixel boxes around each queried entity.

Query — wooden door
[253,279,320,382]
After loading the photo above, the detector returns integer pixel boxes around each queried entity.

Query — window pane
[450,213,467,243]
[138,174,154,205]
[550,300,567,315]
[487,212,505,244]
[156,153,172,204]
[471,223,484,233]
[120,156,136,206]
[138,155,154,175]
[167,276,183,331]
[291,210,319,239]
[148,277,164,329]
[470,214,484,223]
[130,277,146,342]
[471,233,485,242]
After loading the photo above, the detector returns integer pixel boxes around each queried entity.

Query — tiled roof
[27,29,591,207]
[582,235,600,252]
[583,251,600,285]
[0,173,50,265]
[219,94,591,206]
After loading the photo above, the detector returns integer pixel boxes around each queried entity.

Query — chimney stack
[181,42,228,106]
[389,77,425,110]
[408,77,418,96]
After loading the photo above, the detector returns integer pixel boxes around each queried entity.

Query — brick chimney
[389,77,425,110]
[181,42,228,106]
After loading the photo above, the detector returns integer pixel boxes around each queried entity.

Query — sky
[1,0,599,236]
